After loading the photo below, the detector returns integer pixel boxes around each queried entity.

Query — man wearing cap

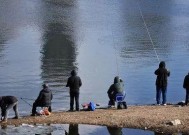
[0,96,19,122]
[31,84,53,116]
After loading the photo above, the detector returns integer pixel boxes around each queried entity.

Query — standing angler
[154,61,170,105]
[183,72,189,105]
[66,70,82,111]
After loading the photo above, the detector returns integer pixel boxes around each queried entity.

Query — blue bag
[88,102,96,111]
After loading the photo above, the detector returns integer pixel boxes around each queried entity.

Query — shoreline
[1,105,189,134]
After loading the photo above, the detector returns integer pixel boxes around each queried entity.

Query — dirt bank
[1,105,189,134]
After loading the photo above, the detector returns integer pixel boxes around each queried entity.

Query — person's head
[159,61,165,68]
[42,83,48,89]
[114,76,120,84]
[71,70,77,76]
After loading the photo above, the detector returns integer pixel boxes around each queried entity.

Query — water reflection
[68,124,79,135]
[0,124,184,135]
[40,0,78,89]
[41,22,77,88]
[107,126,122,135]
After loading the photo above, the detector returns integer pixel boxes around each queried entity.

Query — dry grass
[1,105,189,134]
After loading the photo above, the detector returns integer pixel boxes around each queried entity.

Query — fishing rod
[137,0,160,63]
[20,97,33,107]
[20,97,34,100]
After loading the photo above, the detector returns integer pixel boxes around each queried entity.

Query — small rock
[166,119,181,126]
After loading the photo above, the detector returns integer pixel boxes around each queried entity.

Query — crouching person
[0,96,19,122]
[31,84,53,116]
[107,76,126,108]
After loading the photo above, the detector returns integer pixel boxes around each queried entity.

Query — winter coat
[183,73,189,90]
[107,76,124,97]
[0,96,18,108]
[66,70,82,93]
[35,88,53,107]
[154,61,170,88]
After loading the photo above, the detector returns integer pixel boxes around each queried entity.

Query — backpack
[88,102,96,111]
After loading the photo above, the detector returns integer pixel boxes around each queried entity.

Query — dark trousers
[156,86,167,104]
[32,102,51,115]
[108,93,116,106]
[185,89,189,105]
[2,102,19,120]
[70,92,79,111]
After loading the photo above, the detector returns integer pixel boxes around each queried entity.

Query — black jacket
[183,73,189,90]
[66,70,82,93]
[0,96,18,108]
[35,88,53,106]
[155,61,170,88]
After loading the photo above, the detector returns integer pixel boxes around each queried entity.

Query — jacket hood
[42,88,50,93]
[159,61,165,68]
[114,76,120,84]
[71,70,77,76]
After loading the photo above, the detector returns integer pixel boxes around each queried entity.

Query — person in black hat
[31,84,53,116]
[0,96,19,122]
[154,61,170,105]
[66,70,82,111]
[183,72,189,105]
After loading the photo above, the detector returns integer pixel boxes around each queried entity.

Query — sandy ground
[1,105,189,134]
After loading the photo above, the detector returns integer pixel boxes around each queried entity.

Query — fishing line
[110,22,120,76]
[20,97,33,107]
[137,0,160,63]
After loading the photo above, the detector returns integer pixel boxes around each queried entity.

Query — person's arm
[51,91,53,100]
[183,76,186,89]
[154,69,159,75]
[35,91,43,102]
[166,68,170,77]
[66,78,70,87]
[107,85,113,95]
[79,77,82,87]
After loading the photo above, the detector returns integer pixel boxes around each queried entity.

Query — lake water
[0,0,189,134]
[0,124,162,135]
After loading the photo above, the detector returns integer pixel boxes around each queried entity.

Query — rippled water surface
[0,0,189,134]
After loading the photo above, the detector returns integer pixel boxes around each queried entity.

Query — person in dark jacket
[0,96,19,122]
[31,84,53,116]
[66,70,82,111]
[107,76,125,107]
[183,72,189,105]
[154,61,170,105]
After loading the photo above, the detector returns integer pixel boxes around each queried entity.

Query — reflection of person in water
[107,126,122,135]
[68,124,79,135]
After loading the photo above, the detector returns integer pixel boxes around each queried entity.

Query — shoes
[30,114,36,116]
[12,116,19,119]
[76,109,80,111]
[157,104,160,106]
[163,104,167,106]
[67,109,74,112]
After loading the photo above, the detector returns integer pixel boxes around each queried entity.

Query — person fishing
[183,72,189,105]
[31,83,53,116]
[107,76,125,107]
[66,70,82,111]
[0,96,19,122]
[154,61,170,105]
